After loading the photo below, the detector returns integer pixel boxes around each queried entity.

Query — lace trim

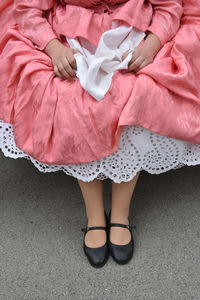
[0,120,200,183]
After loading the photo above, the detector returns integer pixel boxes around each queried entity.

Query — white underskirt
[1,120,200,183]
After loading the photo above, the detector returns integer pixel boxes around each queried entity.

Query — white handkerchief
[67,25,145,100]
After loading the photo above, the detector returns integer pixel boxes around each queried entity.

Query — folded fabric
[67,24,145,100]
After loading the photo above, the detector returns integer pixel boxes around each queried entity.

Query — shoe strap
[109,223,136,230]
[81,226,107,233]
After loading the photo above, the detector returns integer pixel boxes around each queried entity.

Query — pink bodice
[12,0,183,50]
[61,0,128,7]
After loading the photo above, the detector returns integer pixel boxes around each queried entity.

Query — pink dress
[0,0,200,182]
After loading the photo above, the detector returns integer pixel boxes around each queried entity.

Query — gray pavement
[0,151,200,300]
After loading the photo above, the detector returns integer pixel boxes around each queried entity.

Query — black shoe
[108,211,135,265]
[81,211,109,268]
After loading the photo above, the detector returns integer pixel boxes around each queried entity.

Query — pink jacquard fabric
[12,0,183,48]
[0,0,200,164]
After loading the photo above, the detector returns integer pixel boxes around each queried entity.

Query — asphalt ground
[0,151,200,300]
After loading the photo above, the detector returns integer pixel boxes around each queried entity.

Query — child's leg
[110,172,140,245]
[78,179,106,248]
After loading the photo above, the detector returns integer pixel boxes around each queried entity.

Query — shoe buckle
[81,227,88,233]
[127,224,136,230]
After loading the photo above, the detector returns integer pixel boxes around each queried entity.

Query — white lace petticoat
[0,120,200,183]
